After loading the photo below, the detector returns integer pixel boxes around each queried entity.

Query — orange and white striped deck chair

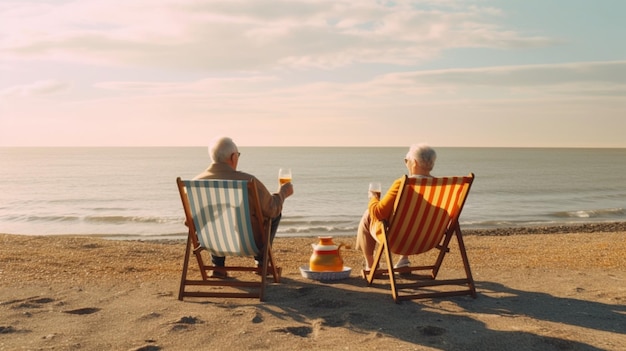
[176,177,280,301]
[364,174,476,302]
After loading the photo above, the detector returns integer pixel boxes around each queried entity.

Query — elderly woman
[356,143,437,271]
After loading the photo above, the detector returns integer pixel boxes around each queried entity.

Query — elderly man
[194,136,294,278]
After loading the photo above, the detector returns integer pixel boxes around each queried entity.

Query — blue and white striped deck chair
[176,177,280,301]
[186,179,258,257]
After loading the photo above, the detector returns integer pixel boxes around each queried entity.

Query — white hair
[208,136,238,163]
[406,143,436,171]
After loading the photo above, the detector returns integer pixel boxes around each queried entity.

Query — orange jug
[309,236,344,272]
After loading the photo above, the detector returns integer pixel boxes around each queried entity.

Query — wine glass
[368,182,381,198]
[278,168,292,185]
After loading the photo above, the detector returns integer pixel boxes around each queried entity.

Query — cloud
[2,1,624,147]
[61,60,626,116]
[374,60,626,98]
[395,61,626,86]
[0,0,555,71]
[0,80,71,98]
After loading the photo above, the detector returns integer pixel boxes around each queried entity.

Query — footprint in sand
[0,326,16,334]
[175,316,202,324]
[130,345,162,351]
[7,296,56,310]
[138,312,162,321]
[0,325,31,335]
[63,307,101,315]
[272,326,313,338]
[251,313,263,324]
[169,316,203,332]
[231,307,264,323]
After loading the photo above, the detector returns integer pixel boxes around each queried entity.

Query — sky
[1,0,625,147]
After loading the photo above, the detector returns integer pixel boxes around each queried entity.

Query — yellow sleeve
[368,177,402,221]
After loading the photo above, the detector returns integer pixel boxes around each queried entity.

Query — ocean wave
[278,217,359,235]
[279,224,358,235]
[552,208,626,219]
[4,209,625,238]
[2,214,183,225]
[85,215,180,225]
[4,215,82,223]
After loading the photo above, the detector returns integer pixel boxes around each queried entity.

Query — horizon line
[2,145,625,149]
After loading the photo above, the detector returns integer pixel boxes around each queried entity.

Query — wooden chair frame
[176,177,281,301]
[364,174,476,303]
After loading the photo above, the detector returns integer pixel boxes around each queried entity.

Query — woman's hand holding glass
[368,182,381,199]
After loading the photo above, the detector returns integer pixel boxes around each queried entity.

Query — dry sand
[1,223,626,350]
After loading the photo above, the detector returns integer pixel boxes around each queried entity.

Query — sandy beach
[1,223,625,351]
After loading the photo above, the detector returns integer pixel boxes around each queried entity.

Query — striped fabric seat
[364,173,476,303]
[176,177,280,301]
[386,176,471,256]
[183,179,259,257]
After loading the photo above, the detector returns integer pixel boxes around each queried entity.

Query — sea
[1,147,625,240]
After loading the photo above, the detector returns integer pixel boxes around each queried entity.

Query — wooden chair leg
[367,243,385,284]
[178,233,193,301]
[259,246,268,302]
[382,241,399,303]
[432,226,455,279]
[455,227,476,297]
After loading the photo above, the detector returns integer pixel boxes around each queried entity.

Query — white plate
[299,266,352,281]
